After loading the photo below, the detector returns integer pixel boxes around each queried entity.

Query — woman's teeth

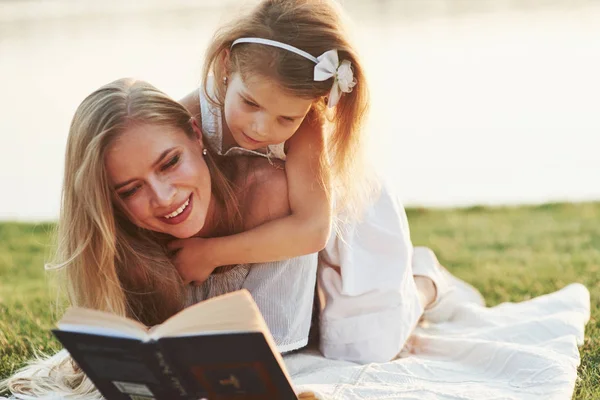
[164,198,190,219]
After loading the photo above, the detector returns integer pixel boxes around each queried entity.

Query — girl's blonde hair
[2,78,242,398]
[203,0,372,215]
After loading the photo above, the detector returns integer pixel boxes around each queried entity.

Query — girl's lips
[241,131,263,145]
[160,194,193,225]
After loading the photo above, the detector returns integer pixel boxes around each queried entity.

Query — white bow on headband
[231,38,357,108]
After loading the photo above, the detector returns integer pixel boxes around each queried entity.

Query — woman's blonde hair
[203,0,372,215]
[2,78,242,398]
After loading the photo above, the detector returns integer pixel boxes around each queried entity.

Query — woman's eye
[161,154,180,171]
[119,185,140,199]
[281,117,295,123]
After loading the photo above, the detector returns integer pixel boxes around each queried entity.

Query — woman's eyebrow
[113,147,175,190]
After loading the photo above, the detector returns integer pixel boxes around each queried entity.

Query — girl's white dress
[194,81,423,363]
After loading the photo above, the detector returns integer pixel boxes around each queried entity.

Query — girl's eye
[281,117,295,123]
[243,98,259,108]
[119,185,140,199]
[161,154,180,171]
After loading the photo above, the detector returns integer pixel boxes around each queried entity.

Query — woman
[4,78,319,398]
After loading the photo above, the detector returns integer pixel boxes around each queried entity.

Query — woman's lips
[160,194,193,225]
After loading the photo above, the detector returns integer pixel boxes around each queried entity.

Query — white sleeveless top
[198,79,287,161]
[187,80,316,353]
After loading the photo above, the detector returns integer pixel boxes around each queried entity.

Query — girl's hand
[168,237,218,285]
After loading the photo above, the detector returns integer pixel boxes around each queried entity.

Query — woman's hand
[168,237,218,285]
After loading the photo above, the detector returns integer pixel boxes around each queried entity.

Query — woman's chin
[164,218,205,239]
[167,226,201,239]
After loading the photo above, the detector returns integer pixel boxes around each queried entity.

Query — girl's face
[223,73,313,150]
[105,123,212,239]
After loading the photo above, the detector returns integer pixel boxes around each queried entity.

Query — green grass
[0,222,63,384]
[1,203,599,398]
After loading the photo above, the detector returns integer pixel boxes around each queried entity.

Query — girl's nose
[252,113,271,138]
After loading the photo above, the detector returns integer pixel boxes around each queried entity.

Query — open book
[53,289,313,400]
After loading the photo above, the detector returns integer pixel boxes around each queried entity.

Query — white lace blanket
[286,283,590,400]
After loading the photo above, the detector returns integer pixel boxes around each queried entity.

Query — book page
[58,307,150,341]
[151,290,264,338]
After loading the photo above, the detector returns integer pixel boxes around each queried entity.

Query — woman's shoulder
[236,157,289,230]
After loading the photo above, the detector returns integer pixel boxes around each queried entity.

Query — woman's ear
[191,118,203,141]
[190,118,207,153]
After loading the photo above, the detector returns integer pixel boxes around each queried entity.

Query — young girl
[172,0,369,283]
[175,0,485,363]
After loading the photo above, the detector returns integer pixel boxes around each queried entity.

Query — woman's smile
[159,194,194,225]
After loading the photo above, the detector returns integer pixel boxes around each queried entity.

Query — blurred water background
[1,0,599,220]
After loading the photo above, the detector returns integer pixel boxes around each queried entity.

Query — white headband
[231,37,356,108]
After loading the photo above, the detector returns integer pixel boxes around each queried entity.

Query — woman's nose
[150,179,176,208]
